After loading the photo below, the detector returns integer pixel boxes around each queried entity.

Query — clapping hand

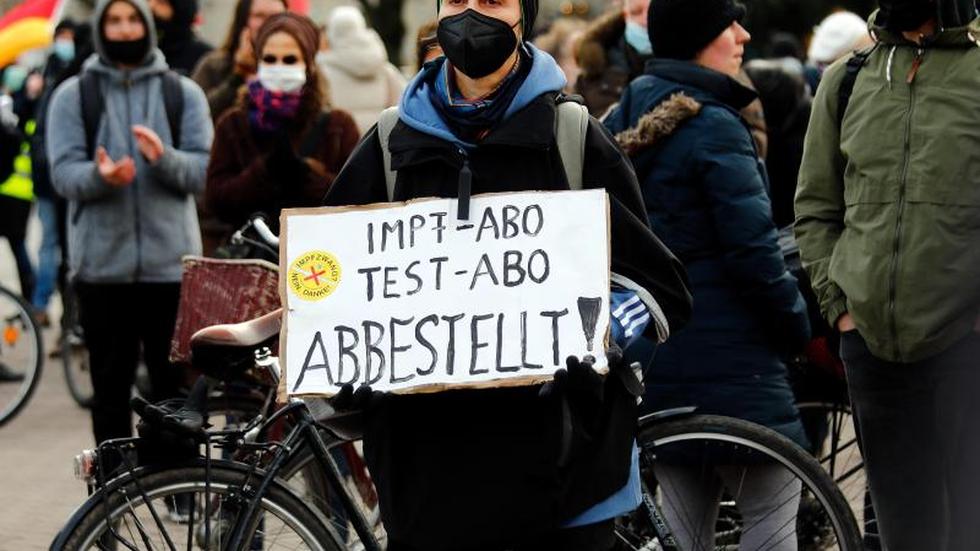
[132,125,164,164]
[96,146,136,187]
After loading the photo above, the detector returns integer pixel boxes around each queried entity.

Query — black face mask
[879,0,936,32]
[438,10,519,79]
[104,36,150,66]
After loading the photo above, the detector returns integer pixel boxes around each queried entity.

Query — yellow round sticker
[288,250,342,302]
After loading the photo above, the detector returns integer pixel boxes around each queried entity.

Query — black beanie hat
[436,0,538,37]
[650,0,746,60]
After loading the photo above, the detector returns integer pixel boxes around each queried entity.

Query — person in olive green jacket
[795,1,980,549]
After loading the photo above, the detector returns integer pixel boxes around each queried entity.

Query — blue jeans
[32,197,60,311]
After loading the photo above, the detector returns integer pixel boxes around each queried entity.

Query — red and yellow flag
[0,0,65,67]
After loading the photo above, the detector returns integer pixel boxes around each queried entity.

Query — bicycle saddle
[190,309,282,382]
[191,308,282,348]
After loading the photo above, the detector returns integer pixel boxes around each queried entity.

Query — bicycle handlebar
[252,217,280,248]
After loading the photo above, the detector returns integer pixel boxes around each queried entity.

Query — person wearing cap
[795,1,980,549]
[206,12,360,237]
[322,0,692,547]
[806,11,873,71]
[46,0,212,447]
[604,0,811,548]
[316,6,406,134]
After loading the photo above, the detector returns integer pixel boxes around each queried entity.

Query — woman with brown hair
[191,0,287,122]
[205,12,360,235]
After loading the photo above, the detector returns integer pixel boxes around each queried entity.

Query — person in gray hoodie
[46,0,212,446]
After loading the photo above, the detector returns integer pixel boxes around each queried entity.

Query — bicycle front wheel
[58,462,345,550]
[0,284,43,426]
[616,414,862,551]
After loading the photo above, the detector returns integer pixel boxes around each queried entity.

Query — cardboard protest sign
[280,189,610,396]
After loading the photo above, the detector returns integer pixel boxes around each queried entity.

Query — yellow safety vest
[0,119,34,202]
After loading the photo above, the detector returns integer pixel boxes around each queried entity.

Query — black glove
[606,344,645,398]
[330,383,386,413]
[266,134,309,184]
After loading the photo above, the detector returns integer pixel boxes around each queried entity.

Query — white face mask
[257,64,307,93]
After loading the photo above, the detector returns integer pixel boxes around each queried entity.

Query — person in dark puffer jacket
[604,1,811,549]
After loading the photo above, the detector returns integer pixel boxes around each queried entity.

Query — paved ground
[0,212,91,550]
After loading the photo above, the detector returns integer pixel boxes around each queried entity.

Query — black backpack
[78,69,184,158]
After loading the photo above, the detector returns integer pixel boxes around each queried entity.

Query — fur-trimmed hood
[615,92,701,155]
[576,10,626,77]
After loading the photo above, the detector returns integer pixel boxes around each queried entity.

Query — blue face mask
[53,39,75,63]
[624,21,652,56]
[2,65,27,94]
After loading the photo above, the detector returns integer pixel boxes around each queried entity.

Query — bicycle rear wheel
[57,462,345,550]
[0,284,43,426]
[615,414,862,551]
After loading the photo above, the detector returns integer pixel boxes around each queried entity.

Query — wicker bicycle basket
[169,256,281,365]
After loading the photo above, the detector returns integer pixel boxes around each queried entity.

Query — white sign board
[280,189,610,396]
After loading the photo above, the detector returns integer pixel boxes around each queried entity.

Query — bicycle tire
[57,280,93,409]
[57,461,346,551]
[616,413,863,551]
[795,401,878,549]
[61,333,93,409]
[0,284,43,426]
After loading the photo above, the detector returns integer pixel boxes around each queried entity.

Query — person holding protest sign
[604,1,811,549]
[321,0,692,547]
[205,12,360,241]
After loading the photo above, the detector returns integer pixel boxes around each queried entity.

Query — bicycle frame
[217,401,383,551]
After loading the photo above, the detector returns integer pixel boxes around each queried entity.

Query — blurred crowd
[6,0,978,549]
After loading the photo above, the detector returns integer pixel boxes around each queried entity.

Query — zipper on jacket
[125,75,143,282]
[456,147,472,221]
[888,47,921,362]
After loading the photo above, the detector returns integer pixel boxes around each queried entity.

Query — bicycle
[0,282,43,426]
[52,323,861,550]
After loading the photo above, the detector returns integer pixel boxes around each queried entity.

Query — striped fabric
[610,287,651,347]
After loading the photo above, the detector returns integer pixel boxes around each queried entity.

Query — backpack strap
[554,97,589,191]
[377,106,400,201]
[376,100,589,200]
[298,111,331,158]
[837,44,877,130]
[79,70,185,158]
[79,71,103,159]
[161,70,184,149]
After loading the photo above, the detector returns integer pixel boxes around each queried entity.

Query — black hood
[875,0,978,31]
[157,0,198,44]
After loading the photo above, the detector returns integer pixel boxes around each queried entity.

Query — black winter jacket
[323,92,691,549]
